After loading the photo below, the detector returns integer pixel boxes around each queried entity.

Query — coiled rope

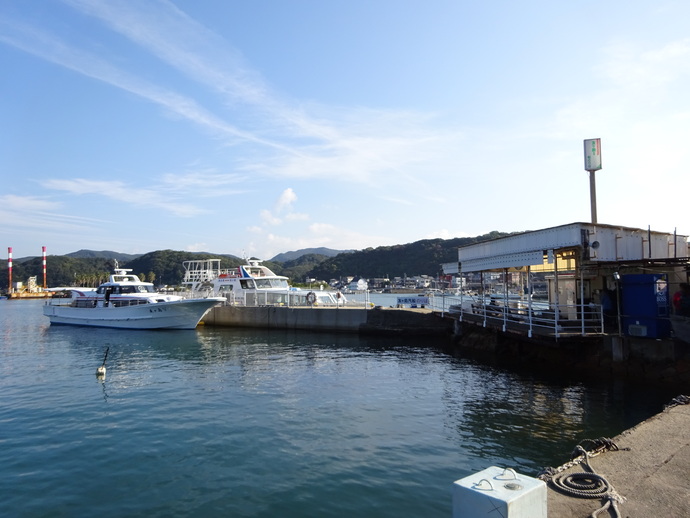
[664,394,690,409]
[538,438,627,518]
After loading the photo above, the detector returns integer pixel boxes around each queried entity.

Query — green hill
[0,233,509,290]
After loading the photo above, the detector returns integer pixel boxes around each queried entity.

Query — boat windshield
[255,278,289,289]
[97,285,157,294]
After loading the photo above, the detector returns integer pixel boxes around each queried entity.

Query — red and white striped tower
[8,247,12,294]
[42,246,47,289]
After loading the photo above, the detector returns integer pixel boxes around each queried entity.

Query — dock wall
[202,305,454,336]
[201,305,689,384]
[452,320,690,386]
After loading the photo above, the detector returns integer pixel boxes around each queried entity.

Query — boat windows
[240,280,256,289]
[255,279,289,289]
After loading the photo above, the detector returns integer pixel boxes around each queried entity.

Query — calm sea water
[0,299,678,517]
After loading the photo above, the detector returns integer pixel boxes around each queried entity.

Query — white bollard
[452,466,547,518]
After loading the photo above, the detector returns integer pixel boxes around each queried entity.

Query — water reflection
[1,301,682,518]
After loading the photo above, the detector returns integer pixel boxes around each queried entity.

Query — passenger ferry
[181,258,346,307]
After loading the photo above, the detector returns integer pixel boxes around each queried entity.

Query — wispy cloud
[56,0,456,186]
[0,0,463,207]
[160,168,251,198]
[0,195,108,234]
[0,13,293,152]
[44,178,206,217]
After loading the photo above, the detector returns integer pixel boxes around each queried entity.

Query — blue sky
[2,1,689,260]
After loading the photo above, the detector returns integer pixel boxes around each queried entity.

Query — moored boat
[43,267,224,330]
[181,258,347,307]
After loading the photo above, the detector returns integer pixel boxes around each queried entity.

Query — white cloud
[185,242,208,252]
[275,188,297,213]
[259,209,281,226]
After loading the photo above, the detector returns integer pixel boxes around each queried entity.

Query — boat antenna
[96,346,109,377]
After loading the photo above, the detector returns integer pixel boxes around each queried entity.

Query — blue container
[620,274,671,338]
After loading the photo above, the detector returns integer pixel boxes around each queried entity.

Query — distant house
[348,277,368,291]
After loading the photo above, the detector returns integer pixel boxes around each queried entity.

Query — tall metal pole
[584,138,602,224]
[589,170,598,224]
[7,247,12,294]
[42,246,47,289]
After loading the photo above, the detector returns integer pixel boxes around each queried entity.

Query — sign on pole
[584,138,602,171]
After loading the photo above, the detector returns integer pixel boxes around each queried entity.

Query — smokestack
[42,246,47,289]
[8,247,12,294]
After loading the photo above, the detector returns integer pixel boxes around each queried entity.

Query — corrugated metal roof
[455,222,687,272]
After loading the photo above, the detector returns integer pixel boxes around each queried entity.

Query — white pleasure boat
[181,258,346,307]
[43,267,224,329]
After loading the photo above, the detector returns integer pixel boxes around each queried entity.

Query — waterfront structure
[5,246,54,299]
[443,222,689,339]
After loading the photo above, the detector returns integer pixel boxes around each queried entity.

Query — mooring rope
[664,394,690,410]
[538,438,627,518]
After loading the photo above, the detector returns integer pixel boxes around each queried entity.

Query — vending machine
[620,274,671,339]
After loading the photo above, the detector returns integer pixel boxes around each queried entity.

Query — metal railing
[435,293,605,337]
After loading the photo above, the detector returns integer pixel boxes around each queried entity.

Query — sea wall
[452,320,690,386]
[202,305,454,336]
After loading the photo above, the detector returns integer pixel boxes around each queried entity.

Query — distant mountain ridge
[66,249,142,262]
[270,248,351,262]
[59,248,348,263]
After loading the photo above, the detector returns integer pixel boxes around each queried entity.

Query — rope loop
[539,437,627,518]
[665,394,690,409]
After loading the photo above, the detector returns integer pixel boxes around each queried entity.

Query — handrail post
[553,251,560,338]
[527,265,533,338]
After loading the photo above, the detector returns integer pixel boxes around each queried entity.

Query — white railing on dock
[345,291,605,338]
[436,292,605,337]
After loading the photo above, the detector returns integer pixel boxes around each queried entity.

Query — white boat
[43,267,224,330]
[181,258,346,307]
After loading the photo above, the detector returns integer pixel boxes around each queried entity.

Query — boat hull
[43,298,224,330]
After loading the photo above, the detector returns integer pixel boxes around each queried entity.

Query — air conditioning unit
[628,324,647,337]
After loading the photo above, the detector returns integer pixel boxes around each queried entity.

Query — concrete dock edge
[544,399,690,517]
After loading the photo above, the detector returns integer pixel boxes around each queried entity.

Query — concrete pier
[544,400,690,517]
[201,305,454,336]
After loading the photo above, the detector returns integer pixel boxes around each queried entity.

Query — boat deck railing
[180,289,357,308]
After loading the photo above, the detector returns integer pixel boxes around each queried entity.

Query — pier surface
[203,305,453,335]
[546,400,690,517]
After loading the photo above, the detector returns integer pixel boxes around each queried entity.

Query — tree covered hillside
[308,231,509,280]
[123,250,242,286]
[0,250,243,288]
